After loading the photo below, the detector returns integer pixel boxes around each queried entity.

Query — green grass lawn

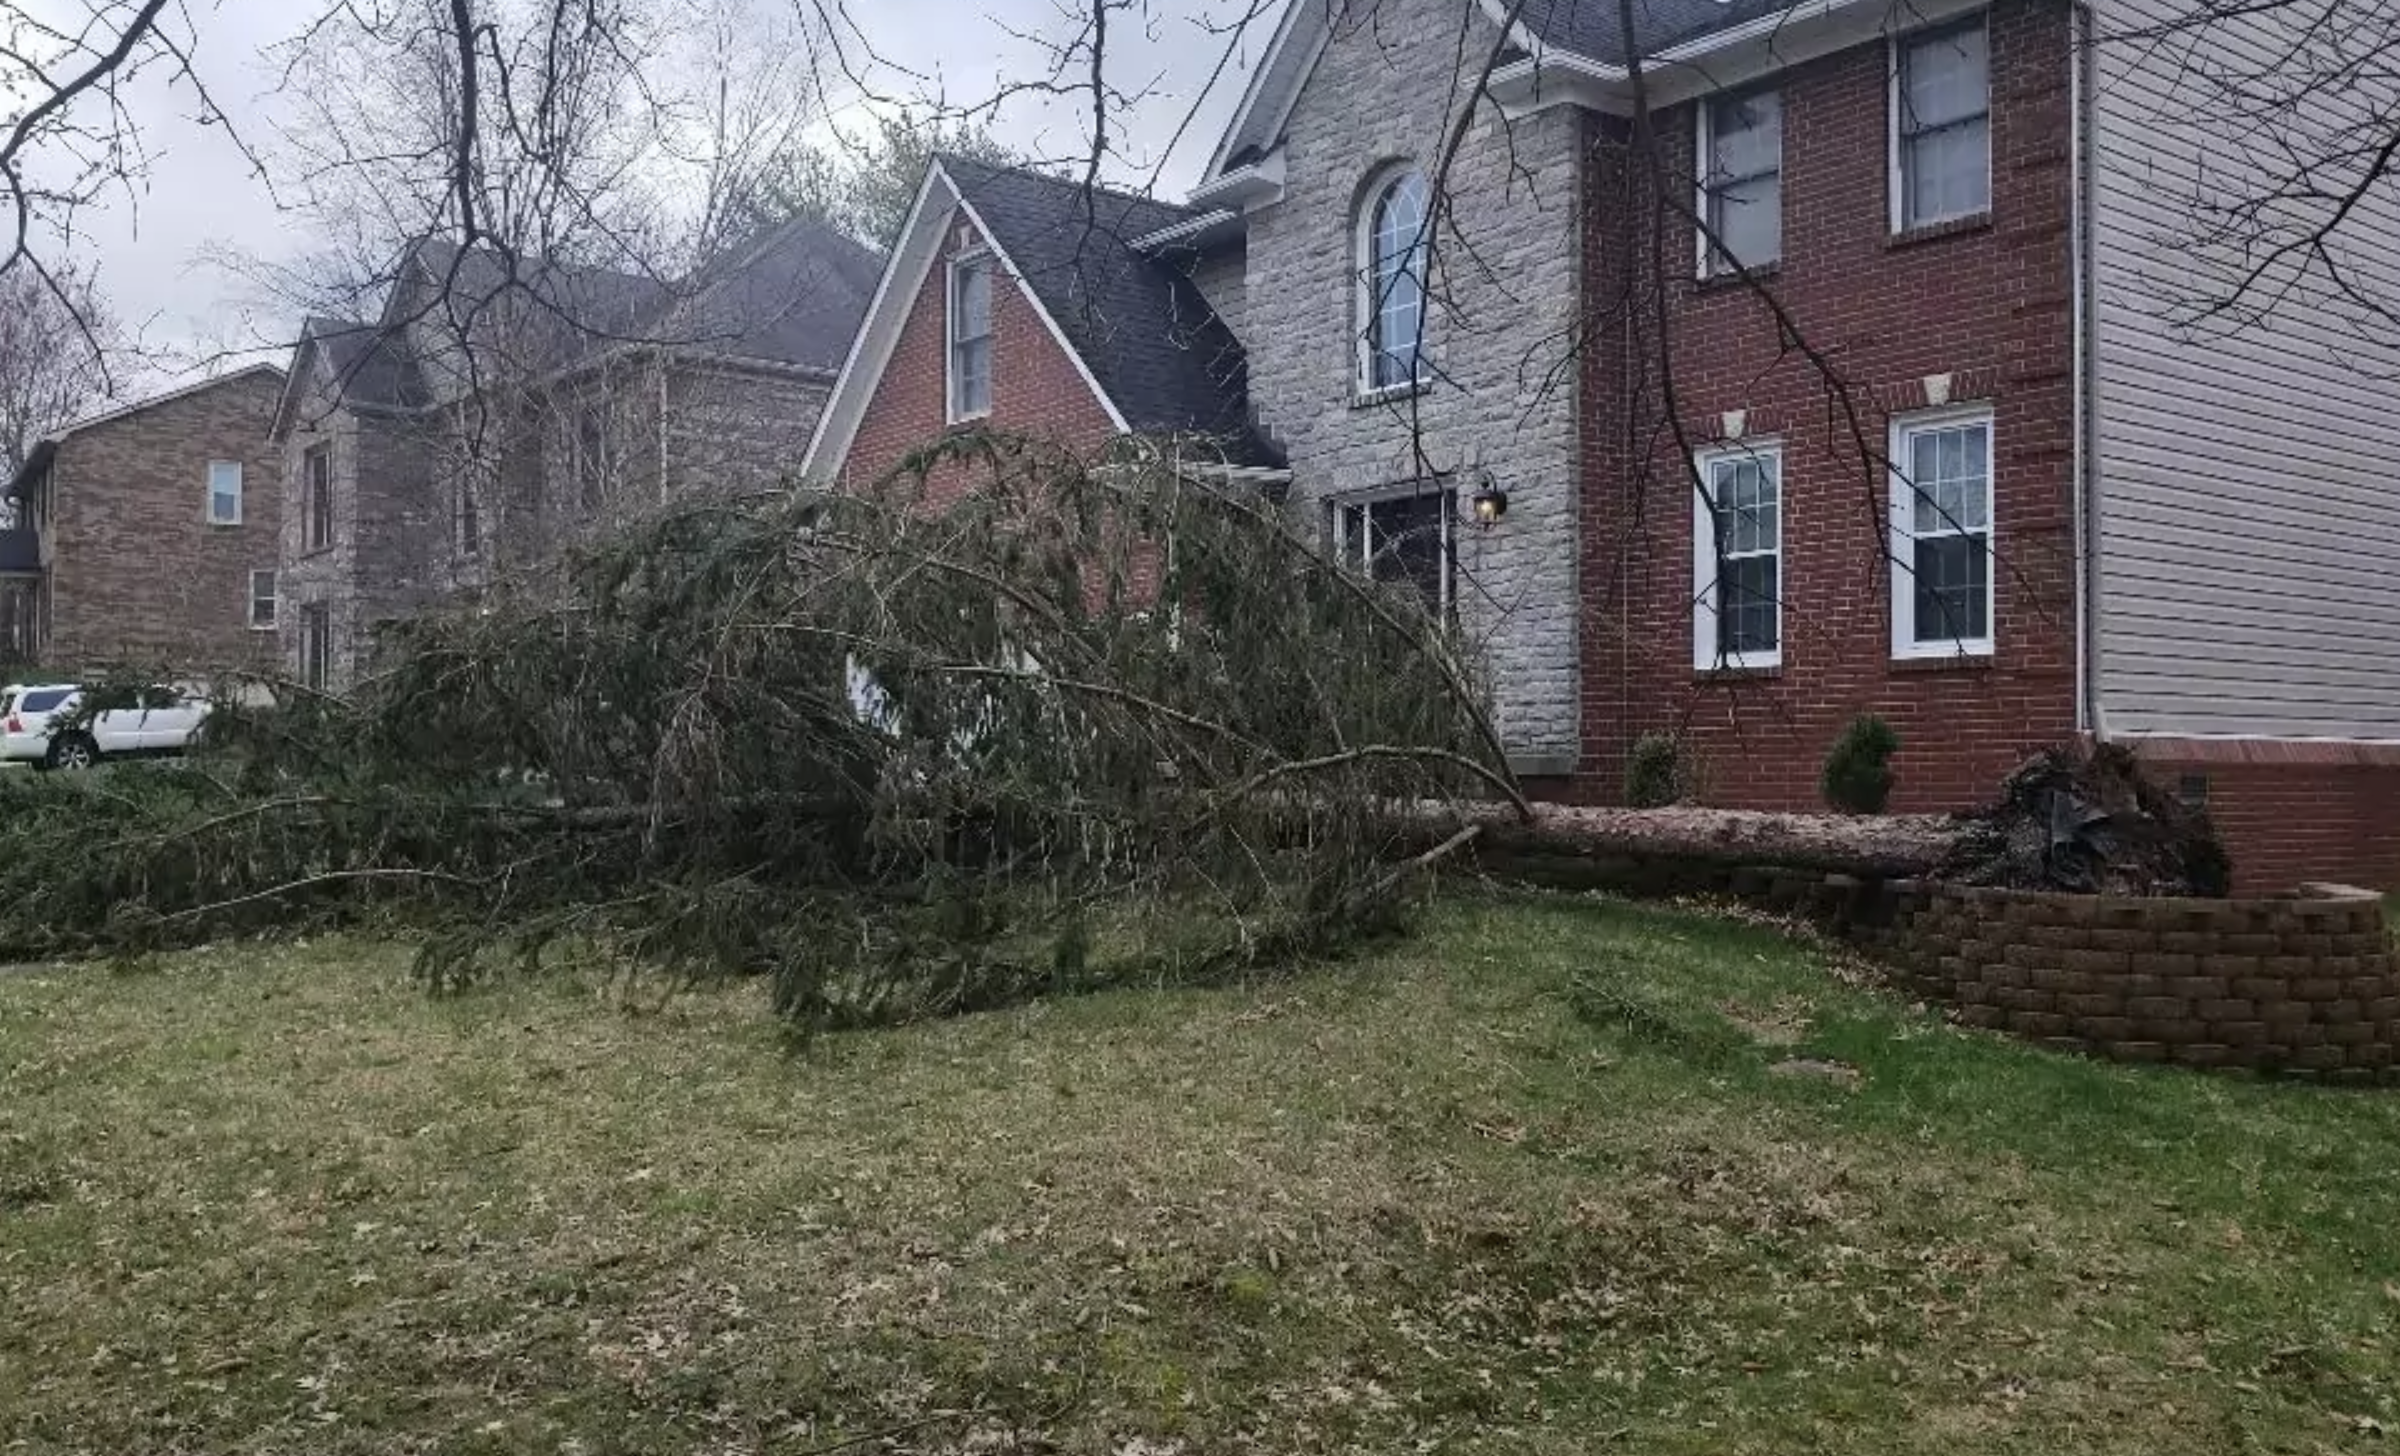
[4,892,2398,1455]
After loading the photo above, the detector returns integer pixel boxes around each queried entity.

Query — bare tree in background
[0,264,116,527]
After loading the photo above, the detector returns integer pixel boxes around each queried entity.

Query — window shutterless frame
[249,569,278,631]
[1888,404,1997,658]
[1695,86,1783,276]
[1691,439,1785,670]
[947,250,995,423]
[1888,13,1993,233]
[1356,167,1431,397]
[1328,484,1457,617]
[206,460,243,525]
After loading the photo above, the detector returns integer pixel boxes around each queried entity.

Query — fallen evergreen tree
[0,433,1518,1028]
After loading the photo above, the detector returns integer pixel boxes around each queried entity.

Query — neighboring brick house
[1,366,286,673]
[272,218,881,689]
[801,0,2400,892]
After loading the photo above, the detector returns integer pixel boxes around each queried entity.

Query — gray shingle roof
[1515,0,1802,67]
[938,156,1273,466]
[647,215,883,372]
[301,315,425,408]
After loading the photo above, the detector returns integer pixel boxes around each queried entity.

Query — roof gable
[803,158,1270,480]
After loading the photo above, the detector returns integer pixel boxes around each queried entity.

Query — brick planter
[1850,882,2399,1082]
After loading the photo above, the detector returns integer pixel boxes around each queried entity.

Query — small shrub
[1821,715,1900,813]
[1625,731,1687,808]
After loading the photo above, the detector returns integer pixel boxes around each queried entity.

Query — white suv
[0,683,212,770]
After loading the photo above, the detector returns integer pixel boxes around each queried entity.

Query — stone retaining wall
[1853,883,2400,1081]
[1481,847,2399,1080]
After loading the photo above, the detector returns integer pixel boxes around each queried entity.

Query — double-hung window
[1699,88,1782,274]
[1692,442,1783,670]
[249,569,278,631]
[1892,17,1992,230]
[207,461,243,525]
[303,443,333,550]
[948,253,994,422]
[1331,488,1455,617]
[1890,407,1995,656]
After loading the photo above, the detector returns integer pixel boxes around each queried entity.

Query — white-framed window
[1891,15,1992,231]
[1691,440,1783,670]
[1357,168,1431,395]
[1889,405,1996,657]
[948,252,994,422]
[249,569,278,631]
[1697,87,1782,275]
[1330,486,1455,616]
[207,460,243,525]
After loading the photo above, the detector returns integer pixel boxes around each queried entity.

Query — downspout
[2070,0,2100,739]
[657,362,669,502]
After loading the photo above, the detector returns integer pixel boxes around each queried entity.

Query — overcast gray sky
[27,0,1277,381]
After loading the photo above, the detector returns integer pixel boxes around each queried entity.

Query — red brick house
[2,366,286,673]
[805,0,2400,892]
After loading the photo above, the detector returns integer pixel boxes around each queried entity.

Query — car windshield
[17,689,71,714]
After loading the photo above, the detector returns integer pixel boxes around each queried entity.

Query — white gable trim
[1206,0,1334,178]
[798,162,1129,483]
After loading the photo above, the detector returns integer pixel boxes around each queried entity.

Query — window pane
[1710,174,1782,269]
[209,462,241,520]
[1905,121,1989,223]
[954,260,991,341]
[1368,172,1430,388]
[1708,91,1781,181]
[1719,554,1779,656]
[1352,491,1451,615]
[1907,423,1990,533]
[1902,25,1988,131]
[1912,533,1990,643]
[957,336,992,415]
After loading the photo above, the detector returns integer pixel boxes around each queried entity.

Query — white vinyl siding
[1891,16,1991,231]
[2089,0,2400,741]
[1691,441,1783,669]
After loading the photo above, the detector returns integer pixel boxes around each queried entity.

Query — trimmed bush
[1624,731,1686,809]
[1821,716,1899,814]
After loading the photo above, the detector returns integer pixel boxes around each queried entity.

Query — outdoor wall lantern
[1471,476,1509,527]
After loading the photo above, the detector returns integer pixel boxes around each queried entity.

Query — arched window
[1359,168,1430,393]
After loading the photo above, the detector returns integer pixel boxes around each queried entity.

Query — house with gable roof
[274,218,881,689]
[806,0,2400,892]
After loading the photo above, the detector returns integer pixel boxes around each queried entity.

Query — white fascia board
[799,164,954,482]
[1187,149,1287,211]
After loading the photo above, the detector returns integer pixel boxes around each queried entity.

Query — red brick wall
[44,369,286,673]
[843,206,1120,500]
[1577,0,2079,814]
[2125,745,2400,895]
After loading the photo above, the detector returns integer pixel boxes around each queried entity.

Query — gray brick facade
[1236,0,1584,772]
